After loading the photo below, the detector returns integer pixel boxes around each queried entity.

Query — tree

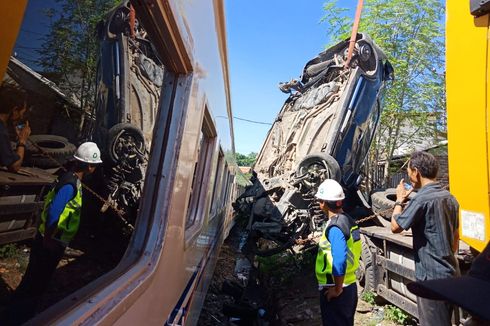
[38,0,119,113]
[321,0,445,187]
[235,152,257,167]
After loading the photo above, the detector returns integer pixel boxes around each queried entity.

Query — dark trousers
[319,283,358,326]
[3,233,65,325]
[417,296,453,326]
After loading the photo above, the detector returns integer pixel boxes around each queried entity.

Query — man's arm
[452,229,459,254]
[391,179,416,233]
[8,121,31,172]
[326,226,347,301]
[391,204,404,233]
[8,144,25,172]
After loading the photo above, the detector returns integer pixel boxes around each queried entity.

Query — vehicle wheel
[371,188,416,220]
[295,153,341,183]
[107,123,146,165]
[27,134,76,168]
[356,40,376,73]
[357,234,376,292]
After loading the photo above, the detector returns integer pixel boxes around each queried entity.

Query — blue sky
[225,0,357,154]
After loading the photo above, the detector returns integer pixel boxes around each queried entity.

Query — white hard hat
[315,179,345,201]
[74,142,103,164]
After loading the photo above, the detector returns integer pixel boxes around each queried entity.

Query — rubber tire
[371,188,416,220]
[106,123,146,165]
[358,234,376,292]
[370,188,396,219]
[295,152,341,182]
[27,134,76,168]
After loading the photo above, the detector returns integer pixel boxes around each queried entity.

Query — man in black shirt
[0,82,31,172]
[391,151,459,326]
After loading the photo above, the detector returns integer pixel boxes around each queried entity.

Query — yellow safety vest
[315,213,361,286]
[39,175,82,244]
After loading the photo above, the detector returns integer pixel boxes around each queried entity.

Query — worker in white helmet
[5,142,102,324]
[314,179,361,326]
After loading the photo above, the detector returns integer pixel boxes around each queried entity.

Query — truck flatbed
[0,167,56,244]
[361,225,413,249]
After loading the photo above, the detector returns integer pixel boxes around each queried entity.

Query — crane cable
[344,0,364,68]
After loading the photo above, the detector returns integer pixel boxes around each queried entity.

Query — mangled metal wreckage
[238,34,394,256]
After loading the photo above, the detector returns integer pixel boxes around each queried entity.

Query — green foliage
[235,171,251,187]
[257,252,294,274]
[235,152,257,167]
[384,305,411,325]
[38,0,119,110]
[0,244,19,259]
[321,0,446,186]
[361,290,376,305]
[320,1,352,46]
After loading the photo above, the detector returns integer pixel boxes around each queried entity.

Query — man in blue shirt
[315,179,362,326]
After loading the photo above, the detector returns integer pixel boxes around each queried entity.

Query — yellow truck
[447,0,490,252]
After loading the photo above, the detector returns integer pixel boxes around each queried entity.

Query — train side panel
[26,0,236,325]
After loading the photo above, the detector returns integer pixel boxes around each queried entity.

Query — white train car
[0,0,239,325]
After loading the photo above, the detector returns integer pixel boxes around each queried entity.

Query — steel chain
[26,138,135,230]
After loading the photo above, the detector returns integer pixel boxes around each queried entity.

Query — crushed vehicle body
[238,34,394,256]
[88,1,164,219]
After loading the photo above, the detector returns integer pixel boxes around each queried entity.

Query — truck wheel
[295,153,341,183]
[27,135,77,168]
[107,123,146,165]
[357,234,376,292]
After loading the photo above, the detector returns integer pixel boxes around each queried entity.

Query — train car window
[0,1,177,322]
[223,172,232,205]
[209,149,224,219]
[219,163,229,209]
[185,108,216,230]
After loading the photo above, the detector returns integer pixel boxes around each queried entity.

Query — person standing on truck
[0,82,31,172]
[3,142,102,325]
[391,151,459,326]
[314,179,361,326]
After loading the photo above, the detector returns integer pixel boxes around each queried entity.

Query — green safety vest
[315,213,361,286]
[39,174,82,244]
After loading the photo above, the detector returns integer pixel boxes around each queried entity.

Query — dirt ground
[198,225,405,326]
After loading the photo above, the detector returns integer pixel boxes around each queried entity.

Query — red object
[129,4,135,39]
[345,0,364,68]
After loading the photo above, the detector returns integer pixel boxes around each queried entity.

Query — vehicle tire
[371,188,416,220]
[27,134,76,168]
[295,152,341,182]
[107,123,146,165]
[357,234,376,292]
